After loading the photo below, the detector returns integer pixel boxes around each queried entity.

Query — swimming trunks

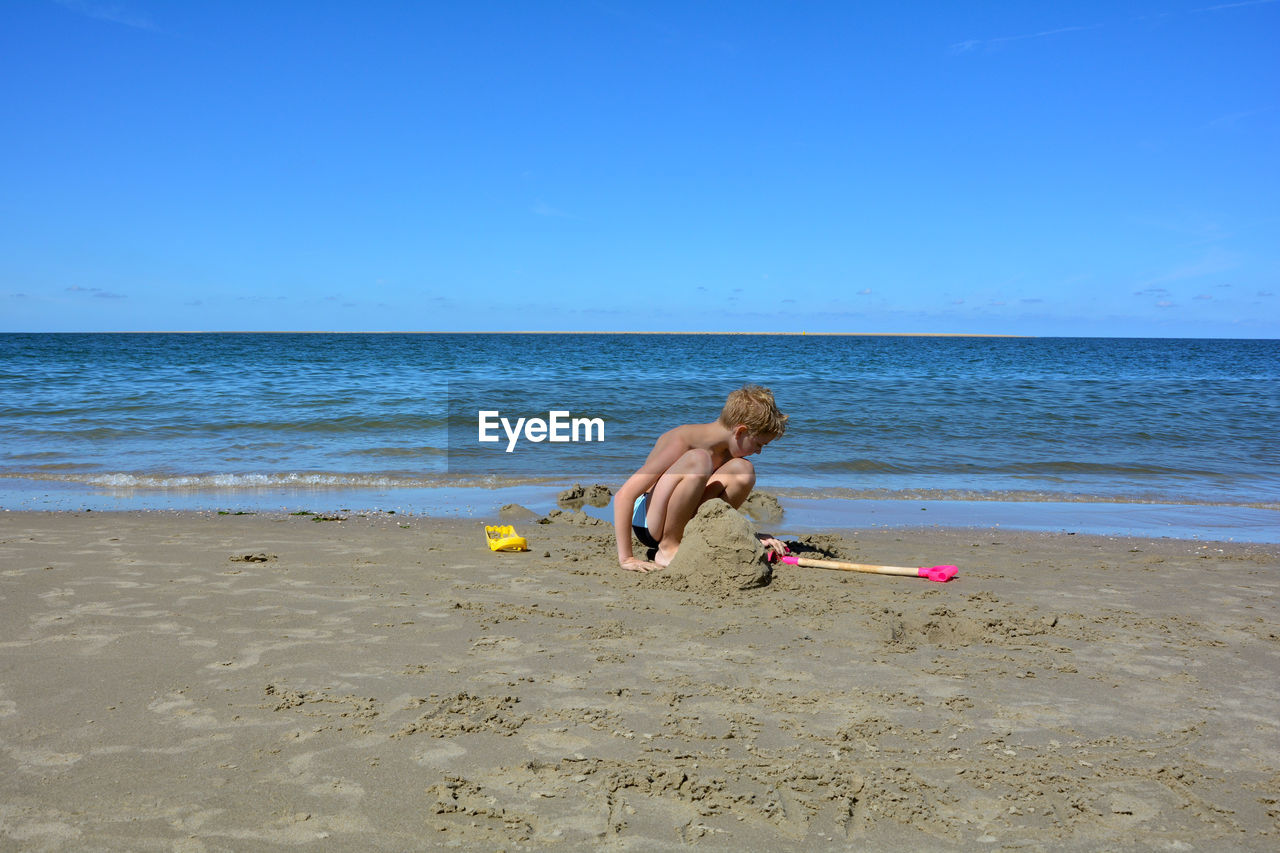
[631,492,659,549]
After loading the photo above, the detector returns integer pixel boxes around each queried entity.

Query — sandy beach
[1,506,1277,851]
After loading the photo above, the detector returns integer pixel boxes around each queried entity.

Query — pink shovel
[774,553,958,583]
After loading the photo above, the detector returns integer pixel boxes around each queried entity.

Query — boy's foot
[654,547,676,568]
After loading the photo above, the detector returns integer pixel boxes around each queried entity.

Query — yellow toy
[485,525,528,552]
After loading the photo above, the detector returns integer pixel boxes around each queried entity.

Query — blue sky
[2,1,1277,336]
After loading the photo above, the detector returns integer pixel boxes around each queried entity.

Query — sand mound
[791,533,850,560]
[557,483,614,509]
[497,503,540,522]
[741,491,784,524]
[541,509,603,526]
[664,499,771,593]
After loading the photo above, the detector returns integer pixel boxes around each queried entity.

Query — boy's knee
[720,456,756,484]
[677,448,715,477]
[708,458,756,509]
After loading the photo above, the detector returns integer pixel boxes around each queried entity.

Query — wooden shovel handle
[786,556,920,576]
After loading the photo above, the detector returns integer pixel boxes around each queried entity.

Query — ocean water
[1,333,1277,535]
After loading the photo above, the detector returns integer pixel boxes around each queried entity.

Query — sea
[2,333,1277,541]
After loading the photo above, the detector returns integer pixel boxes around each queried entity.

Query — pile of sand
[497,503,540,522]
[541,508,603,526]
[662,499,772,593]
[740,491,784,525]
[557,483,613,509]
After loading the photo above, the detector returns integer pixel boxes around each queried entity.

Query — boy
[614,385,788,573]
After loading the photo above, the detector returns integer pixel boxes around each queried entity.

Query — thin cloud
[950,25,1094,55]
[51,0,159,31]
[1202,104,1277,130]
[952,1,1275,55]
[1194,0,1278,12]
[1135,251,1239,293]
[66,285,126,299]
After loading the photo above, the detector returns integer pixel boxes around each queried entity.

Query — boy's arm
[612,429,692,569]
[613,469,657,568]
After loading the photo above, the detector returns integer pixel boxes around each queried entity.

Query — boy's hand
[758,536,789,559]
[620,556,663,573]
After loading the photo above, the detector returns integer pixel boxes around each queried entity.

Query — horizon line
[6,330,1277,339]
[4,330,1034,337]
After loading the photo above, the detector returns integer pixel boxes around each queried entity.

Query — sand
[1,508,1278,851]
[556,484,614,511]
[741,491,785,526]
[662,500,772,593]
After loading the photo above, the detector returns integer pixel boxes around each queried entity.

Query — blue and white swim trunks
[631,492,659,549]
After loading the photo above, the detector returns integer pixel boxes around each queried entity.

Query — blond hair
[719,385,788,439]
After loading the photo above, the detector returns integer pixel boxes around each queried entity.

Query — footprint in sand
[147,691,222,729]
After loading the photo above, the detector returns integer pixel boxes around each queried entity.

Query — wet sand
[1,509,1277,850]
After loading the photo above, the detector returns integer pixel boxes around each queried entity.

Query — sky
[1,1,1277,336]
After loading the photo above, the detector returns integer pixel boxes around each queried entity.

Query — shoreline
[4,481,1277,544]
[1,510,1276,849]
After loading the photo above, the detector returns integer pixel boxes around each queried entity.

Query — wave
[768,486,1280,511]
[338,446,449,458]
[827,458,1240,479]
[2,471,1275,511]
[5,415,451,440]
[2,451,68,461]
[0,471,566,490]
